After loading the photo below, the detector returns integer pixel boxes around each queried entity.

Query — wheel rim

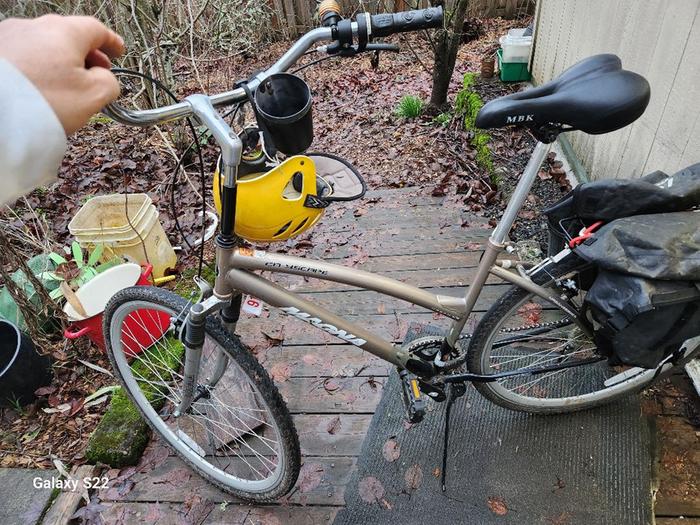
[478,293,656,408]
[108,300,286,493]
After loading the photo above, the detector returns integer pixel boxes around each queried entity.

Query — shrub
[454,72,495,181]
[395,95,425,119]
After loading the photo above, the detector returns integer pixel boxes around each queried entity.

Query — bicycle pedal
[399,370,426,424]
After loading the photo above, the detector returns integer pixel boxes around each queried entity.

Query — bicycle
[100,4,700,501]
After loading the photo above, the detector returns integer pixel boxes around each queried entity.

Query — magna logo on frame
[280,307,367,347]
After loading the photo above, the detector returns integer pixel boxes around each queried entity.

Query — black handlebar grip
[369,6,443,38]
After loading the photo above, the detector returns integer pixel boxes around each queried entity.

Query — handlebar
[104,7,443,127]
[370,8,443,38]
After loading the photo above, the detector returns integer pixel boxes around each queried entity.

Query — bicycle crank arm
[441,356,605,384]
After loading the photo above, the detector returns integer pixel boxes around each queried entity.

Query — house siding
[531,0,700,180]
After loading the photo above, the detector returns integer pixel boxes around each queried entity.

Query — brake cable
[111,68,208,278]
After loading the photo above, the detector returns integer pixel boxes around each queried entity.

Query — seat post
[490,141,552,246]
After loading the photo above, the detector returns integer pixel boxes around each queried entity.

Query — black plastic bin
[255,74,313,155]
[0,320,52,407]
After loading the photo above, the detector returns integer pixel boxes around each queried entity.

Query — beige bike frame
[207,142,586,370]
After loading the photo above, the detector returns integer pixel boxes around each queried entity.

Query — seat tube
[491,141,551,244]
[445,141,552,348]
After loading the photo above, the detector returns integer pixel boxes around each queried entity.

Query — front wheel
[103,286,300,501]
[467,260,660,414]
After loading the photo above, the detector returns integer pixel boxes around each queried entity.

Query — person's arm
[0,15,124,205]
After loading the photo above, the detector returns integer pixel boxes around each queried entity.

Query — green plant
[454,72,496,181]
[41,242,122,302]
[433,112,452,126]
[395,95,425,119]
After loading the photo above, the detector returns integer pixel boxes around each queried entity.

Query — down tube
[226,268,408,368]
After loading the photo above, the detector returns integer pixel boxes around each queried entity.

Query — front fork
[173,293,233,417]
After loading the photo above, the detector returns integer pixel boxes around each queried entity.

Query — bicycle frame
[104,24,591,416]
[182,141,588,380]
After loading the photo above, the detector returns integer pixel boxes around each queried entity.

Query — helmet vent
[273,220,293,238]
[292,217,309,234]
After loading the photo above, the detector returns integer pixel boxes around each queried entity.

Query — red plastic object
[63,265,170,355]
[568,221,604,249]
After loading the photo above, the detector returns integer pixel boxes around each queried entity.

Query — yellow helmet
[213,155,331,242]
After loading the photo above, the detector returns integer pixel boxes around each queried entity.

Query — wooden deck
[83,185,700,524]
[97,186,494,523]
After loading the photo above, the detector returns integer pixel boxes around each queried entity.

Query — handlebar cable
[111,68,208,278]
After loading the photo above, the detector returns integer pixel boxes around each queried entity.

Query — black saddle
[475,54,650,141]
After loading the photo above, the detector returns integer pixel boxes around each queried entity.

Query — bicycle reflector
[213,153,366,243]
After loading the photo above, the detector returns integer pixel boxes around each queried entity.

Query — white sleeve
[0,59,67,205]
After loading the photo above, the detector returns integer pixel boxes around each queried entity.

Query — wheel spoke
[105,293,295,497]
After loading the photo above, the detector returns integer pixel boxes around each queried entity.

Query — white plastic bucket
[499,33,532,63]
[69,194,177,279]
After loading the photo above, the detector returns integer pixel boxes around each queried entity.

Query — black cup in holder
[254,74,313,155]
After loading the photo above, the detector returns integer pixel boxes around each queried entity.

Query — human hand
[0,15,125,135]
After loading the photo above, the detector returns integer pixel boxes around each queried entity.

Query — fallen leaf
[326,416,342,435]
[404,464,423,490]
[517,302,542,324]
[518,210,538,220]
[487,496,508,515]
[270,363,292,383]
[382,438,400,462]
[302,354,319,365]
[104,479,134,501]
[323,378,341,393]
[262,330,285,346]
[34,386,56,396]
[156,467,191,486]
[298,463,324,493]
[68,398,84,417]
[182,494,215,525]
[358,476,385,504]
[433,467,441,478]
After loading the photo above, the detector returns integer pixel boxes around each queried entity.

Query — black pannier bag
[543,162,700,253]
[584,271,700,369]
[574,211,700,280]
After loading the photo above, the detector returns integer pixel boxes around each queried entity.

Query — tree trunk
[429,0,471,109]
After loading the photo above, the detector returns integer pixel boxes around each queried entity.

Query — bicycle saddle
[475,54,650,137]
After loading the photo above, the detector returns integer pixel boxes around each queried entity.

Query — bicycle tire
[103,286,300,501]
[467,255,660,414]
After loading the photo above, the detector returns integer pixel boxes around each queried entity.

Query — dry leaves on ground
[382,438,401,462]
[487,495,509,516]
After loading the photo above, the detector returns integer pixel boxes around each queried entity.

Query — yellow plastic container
[68,194,177,279]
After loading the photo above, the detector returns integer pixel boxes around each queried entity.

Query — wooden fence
[270,0,534,37]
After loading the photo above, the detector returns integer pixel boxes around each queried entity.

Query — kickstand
[441,382,465,492]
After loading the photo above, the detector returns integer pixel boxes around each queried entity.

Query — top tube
[103,25,345,127]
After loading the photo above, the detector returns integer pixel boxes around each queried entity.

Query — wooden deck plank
[102,457,356,506]
[347,251,483,271]
[310,236,487,259]
[295,414,372,457]
[101,502,339,524]
[259,345,391,378]
[279,377,385,414]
